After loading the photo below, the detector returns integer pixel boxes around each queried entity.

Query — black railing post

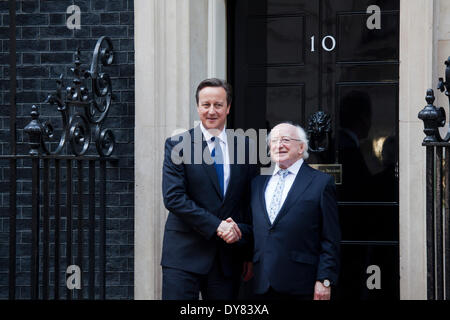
[8,157,16,300]
[24,106,44,300]
[100,160,107,300]
[445,147,450,300]
[54,159,61,299]
[66,159,73,300]
[31,157,40,300]
[435,147,444,299]
[77,160,84,300]
[8,0,17,300]
[43,159,50,300]
[88,160,96,300]
[425,146,436,300]
[419,57,450,300]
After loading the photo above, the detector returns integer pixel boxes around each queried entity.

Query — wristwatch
[321,279,331,288]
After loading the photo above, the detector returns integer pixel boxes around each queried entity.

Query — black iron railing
[418,57,450,300]
[3,36,117,300]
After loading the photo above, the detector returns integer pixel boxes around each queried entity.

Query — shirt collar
[273,158,304,177]
[200,122,227,144]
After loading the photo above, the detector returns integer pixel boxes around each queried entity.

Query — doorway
[228,0,399,299]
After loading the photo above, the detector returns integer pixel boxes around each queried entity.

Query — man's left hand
[217,218,242,244]
[313,281,331,300]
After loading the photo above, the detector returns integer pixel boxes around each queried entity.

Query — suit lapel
[259,174,272,226]
[223,134,238,202]
[192,126,223,200]
[272,163,314,226]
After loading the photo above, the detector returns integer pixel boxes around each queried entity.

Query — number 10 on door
[311,35,336,52]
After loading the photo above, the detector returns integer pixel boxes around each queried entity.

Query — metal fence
[3,36,116,300]
[418,57,450,300]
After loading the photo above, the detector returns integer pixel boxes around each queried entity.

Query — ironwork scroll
[24,36,116,157]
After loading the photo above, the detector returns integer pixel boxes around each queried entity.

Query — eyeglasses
[270,137,302,145]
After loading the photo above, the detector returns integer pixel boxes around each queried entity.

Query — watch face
[323,279,331,287]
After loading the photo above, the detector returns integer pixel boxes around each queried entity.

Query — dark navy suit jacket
[251,163,341,295]
[161,127,258,277]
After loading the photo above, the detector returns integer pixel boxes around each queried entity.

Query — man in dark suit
[250,123,340,300]
[161,78,258,300]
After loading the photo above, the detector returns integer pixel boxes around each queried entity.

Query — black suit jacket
[251,163,341,295]
[161,126,258,277]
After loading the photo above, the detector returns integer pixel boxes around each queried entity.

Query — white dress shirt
[200,123,230,196]
[265,158,304,215]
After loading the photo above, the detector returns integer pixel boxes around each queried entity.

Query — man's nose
[274,140,284,148]
[272,143,283,151]
[270,142,279,150]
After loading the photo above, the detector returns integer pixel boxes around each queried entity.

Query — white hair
[266,122,309,159]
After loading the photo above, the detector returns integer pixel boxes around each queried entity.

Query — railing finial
[24,105,43,156]
[418,58,450,143]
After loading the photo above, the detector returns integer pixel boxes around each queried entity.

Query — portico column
[134,0,226,299]
[399,0,437,300]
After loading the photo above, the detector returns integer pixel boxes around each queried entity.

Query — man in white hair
[250,122,341,300]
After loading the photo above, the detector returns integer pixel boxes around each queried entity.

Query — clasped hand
[217,218,242,244]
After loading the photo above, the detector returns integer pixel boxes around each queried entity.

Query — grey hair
[266,122,310,160]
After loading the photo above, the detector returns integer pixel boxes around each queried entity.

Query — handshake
[216,217,242,244]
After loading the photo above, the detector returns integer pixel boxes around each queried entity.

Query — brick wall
[0,0,134,299]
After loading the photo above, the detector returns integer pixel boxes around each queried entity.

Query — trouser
[162,256,239,300]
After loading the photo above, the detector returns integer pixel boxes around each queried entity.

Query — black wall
[0,0,134,299]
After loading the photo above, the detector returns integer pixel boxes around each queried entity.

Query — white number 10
[311,35,336,52]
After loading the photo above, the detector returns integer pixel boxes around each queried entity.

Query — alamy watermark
[366,265,381,290]
[66,5,81,30]
[169,126,278,175]
[66,265,81,290]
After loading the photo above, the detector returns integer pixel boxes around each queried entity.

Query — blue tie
[211,137,224,196]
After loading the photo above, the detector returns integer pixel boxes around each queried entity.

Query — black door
[228,0,399,300]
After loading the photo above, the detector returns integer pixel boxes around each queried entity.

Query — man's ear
[299,142,306,155]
